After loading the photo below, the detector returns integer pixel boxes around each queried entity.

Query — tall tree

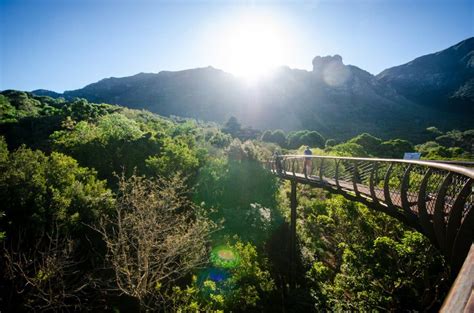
[222,116,241,137]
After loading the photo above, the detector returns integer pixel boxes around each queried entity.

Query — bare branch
[95,173,215,309]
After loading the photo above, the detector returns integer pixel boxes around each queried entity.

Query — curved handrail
[267,154,474,278]
[267,154,473,310]
[276,155,474,179]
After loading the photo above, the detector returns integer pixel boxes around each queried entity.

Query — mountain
[62,67,243,124]
[32,38,474,142]
[377,37,474,111]
[31,89,62,98]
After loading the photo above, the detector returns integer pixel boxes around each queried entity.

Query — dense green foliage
[169,240,275,312]
[261,129,286,147]
[259,126,472,160]
[0,143,113,237]
[260,129,325,150]
[222,116,261,141]
[295,194,447,311]
[415,129,474,160]
[194,142,280,244]
[0,91,279,311]
[0,90,467,311]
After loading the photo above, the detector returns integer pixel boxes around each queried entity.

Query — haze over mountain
[33,37,474,141]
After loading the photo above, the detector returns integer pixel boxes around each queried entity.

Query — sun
[221,14,287,80]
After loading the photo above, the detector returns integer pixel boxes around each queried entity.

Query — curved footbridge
[265,155,473,311]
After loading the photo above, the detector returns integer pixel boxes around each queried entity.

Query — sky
[1,0,473,92]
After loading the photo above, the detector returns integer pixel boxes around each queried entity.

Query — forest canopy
[0,90,470,312]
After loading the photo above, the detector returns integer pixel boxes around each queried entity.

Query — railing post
[434,172,453,257]
[275,155,282,174]
[384,163,395,207]
[289,180,297,290]
[352,160,360,196]
[401,164,414,214]
[417,168,437,247]
[319,158,324,181]
[369,162,379,205]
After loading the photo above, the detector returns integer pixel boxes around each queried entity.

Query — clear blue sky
[1,0,473,92]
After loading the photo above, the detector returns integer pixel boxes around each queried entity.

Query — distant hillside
[31,89,63,98]
[63,68,242,124]
[33,38,474,142]
[377,37,474,111]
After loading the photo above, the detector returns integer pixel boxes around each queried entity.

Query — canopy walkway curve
[266,155,474,310]
[265,155,474,280]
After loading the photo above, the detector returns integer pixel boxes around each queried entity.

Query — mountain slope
[63,68,243,123]
[60,58,423,140]
[31,89,62,98]
[377,37,474,111]
[32,38,474,142]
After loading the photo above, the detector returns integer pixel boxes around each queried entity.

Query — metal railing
[267,154,474,311]
[266,155,474,276]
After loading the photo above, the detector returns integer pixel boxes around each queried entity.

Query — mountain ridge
[376,37,474,111]
[31,37,474,141]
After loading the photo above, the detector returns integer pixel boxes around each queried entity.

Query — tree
[145,136,200,177]
[426,126,443,137]
[194,144,280,244]
[4,223,95,312]
[222,116,241,137]
[261,130,273,142]
[348,133,382,156]
[300,131,325,148]
[435,130,463,148]
[271,130,287,147]
[325,139,337,148]
[209,130,231,148]
[287,130,306,149]
[238,126,261,141]
[51,114,165,181]
[261,130,287,147]
[380,139,414,158]
[327,142,368,157]
[97,173,214,310]
[0,146,113,239]
[286,130,325,149]
[0,137,7,242]
[0,143,113,311]
[0,94,18,123]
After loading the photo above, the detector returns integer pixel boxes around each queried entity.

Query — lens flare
[210,245,240,269]
[196,267,232,297]
[198,267,230,284]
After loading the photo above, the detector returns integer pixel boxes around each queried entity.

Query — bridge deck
[276,170,434,214]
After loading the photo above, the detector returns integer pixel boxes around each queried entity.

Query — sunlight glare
[221,14,288,81]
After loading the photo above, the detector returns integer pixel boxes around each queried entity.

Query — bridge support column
[289,180,297,290]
